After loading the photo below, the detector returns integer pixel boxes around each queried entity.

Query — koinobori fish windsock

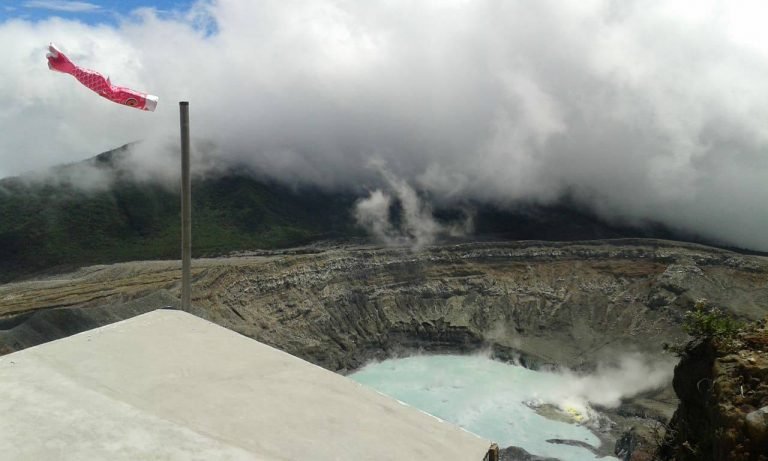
[46,43,158,111]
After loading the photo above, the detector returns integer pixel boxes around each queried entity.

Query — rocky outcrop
[658,322,768,461]
[499,446,559,461]
[615,428,641,460]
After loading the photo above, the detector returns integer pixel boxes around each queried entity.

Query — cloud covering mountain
[1,0,767,250]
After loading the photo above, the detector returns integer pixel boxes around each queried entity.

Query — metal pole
[485,443,499,461]
[180,101,191,311]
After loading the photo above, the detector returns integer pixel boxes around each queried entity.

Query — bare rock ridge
[1,238,768,458]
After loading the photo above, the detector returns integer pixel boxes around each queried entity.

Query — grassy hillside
[0,149,360,281]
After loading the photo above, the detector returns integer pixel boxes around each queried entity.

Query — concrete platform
[0,310,492,460]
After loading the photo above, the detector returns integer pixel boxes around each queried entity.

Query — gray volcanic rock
[185,239,768,373]
[500,445,559,461]
[2,239,768,370]
[2,239,767,363]
[745,406,768,446]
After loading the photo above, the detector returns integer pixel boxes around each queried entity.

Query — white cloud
[23,1,101,13]
[1,0,768,251]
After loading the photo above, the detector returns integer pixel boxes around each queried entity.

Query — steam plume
[354,166,473,247]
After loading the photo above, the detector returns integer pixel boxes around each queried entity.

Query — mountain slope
[0,145,743,283]
[0,147,359,281]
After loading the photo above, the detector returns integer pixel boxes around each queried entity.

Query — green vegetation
[664,300,745,355]
[0,165,361,282]
[682,300,744,342]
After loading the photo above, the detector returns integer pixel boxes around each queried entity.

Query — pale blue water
[350,355,618,461]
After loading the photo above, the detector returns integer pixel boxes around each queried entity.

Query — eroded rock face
[658,325,768,461]
[2,239,767,371]
[183,240,768,373]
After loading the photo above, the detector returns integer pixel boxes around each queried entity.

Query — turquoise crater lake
[350,354,619,461]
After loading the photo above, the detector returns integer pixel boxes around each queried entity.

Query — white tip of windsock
[46,43,60,59]
[144,94,158,112]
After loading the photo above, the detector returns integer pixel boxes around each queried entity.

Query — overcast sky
[1,0,767,250]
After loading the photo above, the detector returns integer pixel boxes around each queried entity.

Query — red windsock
[46,43,158,111]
